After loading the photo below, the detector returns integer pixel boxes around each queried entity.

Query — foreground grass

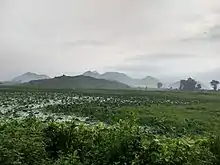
[0,118,220,165]
[1,88,220,164]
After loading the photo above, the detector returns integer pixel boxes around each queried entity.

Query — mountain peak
[23,72,38,76]
[82,71,162,88]
[83,71,101,78]
[12,72,50,83]
[92,71,99,74]
[142,76,158,80]
[102,72,130,78]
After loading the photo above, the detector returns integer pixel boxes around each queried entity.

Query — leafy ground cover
[0,88,220,164]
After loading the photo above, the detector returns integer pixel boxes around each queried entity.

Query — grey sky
[1,0,220,81]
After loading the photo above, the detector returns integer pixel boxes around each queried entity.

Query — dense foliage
[1,89,220,164]
[0,118,220,165]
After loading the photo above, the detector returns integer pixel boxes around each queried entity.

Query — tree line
[178,78,219,91]
[155,78,220,91]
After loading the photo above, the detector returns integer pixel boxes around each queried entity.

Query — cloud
[209,25,220,39]
[180,8,220,42]
[181,25,220,42]
[107,52,220,79]
[62,40,105,48]
[1,0,220,80]
[129,53,199,61]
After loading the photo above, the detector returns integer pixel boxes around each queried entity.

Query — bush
[0,118,219,165]
[0,118,48,165]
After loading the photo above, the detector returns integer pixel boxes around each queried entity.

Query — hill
[136,76,161,88]
[23,75,130,89]
[83,71,160,88]
[12,72,50,83]
[101,72,136,85]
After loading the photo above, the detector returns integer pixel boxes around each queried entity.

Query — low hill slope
[23,75,130,89]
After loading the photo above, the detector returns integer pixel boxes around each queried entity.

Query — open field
[1,88,220,164]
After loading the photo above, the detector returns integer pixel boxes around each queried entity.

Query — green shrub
[0,119,48,165]
[0,118,219,165]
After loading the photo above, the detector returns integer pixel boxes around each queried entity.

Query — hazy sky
[1,0,220,81]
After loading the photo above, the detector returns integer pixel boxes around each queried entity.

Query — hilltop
[12,72,50,83]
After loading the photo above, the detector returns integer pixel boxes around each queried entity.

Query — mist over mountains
[83,71,160,88]
[1,69,220,90]
[12,72,50,83]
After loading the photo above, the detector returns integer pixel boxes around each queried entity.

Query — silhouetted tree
[179,78,197,91]
[179,80,186,90]
[157,82,163,89]
[210,80,220,91]
[196,84,202,90]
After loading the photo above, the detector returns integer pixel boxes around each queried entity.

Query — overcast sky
[1,0,220,81]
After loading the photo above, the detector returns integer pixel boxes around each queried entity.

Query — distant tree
[179,78,197,91]
[145,86,148,90]
[196,84,202,90]
[179,80,186,90]
[210,80,220,91]
[157,82,163,89]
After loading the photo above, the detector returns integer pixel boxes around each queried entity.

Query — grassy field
[0,88,220,164]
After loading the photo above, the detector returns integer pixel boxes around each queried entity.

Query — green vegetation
[21,75,130,90]
[210,80,220,91]
[1,88,220,164]
[179,78,199,91]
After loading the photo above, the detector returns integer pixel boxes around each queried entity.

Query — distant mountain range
[12,72,50,83]
[1,70,219,90]
[23,75,130,89]
[83,71,161,88]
